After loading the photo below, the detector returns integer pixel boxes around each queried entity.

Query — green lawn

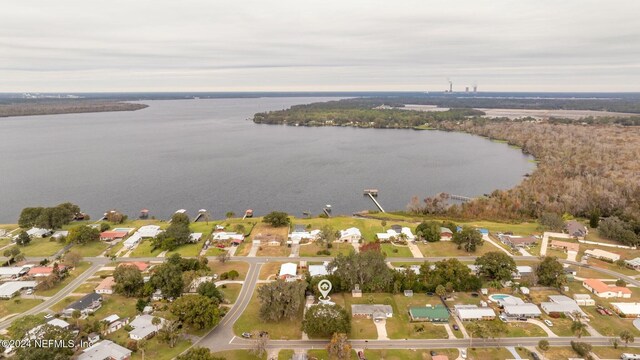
[583,305,640,337]
[15,237,65,257]
[467,347,517,360]
[129,240,163,257]
[278,350,294,360]
[298,242,354,257]
[380,243,413,257]
[166,242,203,257]
[307,349,357,360]
[71,241,110,257]
[210,260,250,280]
[220,283,242,304]
[0,298,44,319]
[234,286,303,340]
[105,328,191,360]
[92,294,139,320]
[74,282,101,294]
[417,241,496,257]
[36,261,92,297]
[364,349,458,360]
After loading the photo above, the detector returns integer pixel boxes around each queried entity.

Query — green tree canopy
[536,256,567,288]
[258,279,306,322]
[262,211,290,227]
[302,304,351,337]
[113,264,144,297]
[151,262,184,299]
[170,294,221,329]
[67,225,100,245]
[475,251,517,282]
[415,221,440,242]
[452,226,484,252]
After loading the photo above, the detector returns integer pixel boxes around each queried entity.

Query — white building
[78,340,132,360]
[612,303,640,318]
[308,262,331,277]
[0,266,30,280]
[289,229,321,244]
[129,314,165,340]
[339,228,361,243]
[376,227,415,242]
[279,263,298,280]
[503,303,541,318]
[212,232,245,242]
[573,294,596,306]
[0,281,37,299]
[51,231,69,240]
[454,305,496,321]
[26,228,51,238]
[585,249,621,262]
[540,295,587,317]
[122,234,142,249]
[95,276,115,295]
[136,225,162,238]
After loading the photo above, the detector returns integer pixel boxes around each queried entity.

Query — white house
[583,278,632,299]
[339,228,361,243]
[26,228,51,238]
[136,225,162,238]
[454,305,496,321]
[279,263,298,280]
[540,295,587,317]
[376,227,415,242]
[0,281,37,299]
[503,303,541,318]
[573,294,596,306]
[78,340,132,360]
[188,233,203,243]
[308,262,331,277]
[585,249,621,262]
[612,303,640,318]
[129,314,165,340]
[289,229,321,244]
[122,234,142,249]
[51,231,69,240]
[212,232,245,242]
[0,266,30,280]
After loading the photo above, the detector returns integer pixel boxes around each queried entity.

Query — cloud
[1,0,639,91]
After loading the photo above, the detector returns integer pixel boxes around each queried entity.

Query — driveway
[408,242,424,258]
[248,243,259,257]
[526,319,557,337]
[374,319,389,340]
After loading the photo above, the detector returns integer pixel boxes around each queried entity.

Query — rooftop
[584,278,631,294]
[78,340,132,360]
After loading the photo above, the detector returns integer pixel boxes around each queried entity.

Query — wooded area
[0,100,147,117]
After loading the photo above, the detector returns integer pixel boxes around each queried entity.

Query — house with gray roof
[62,292,102,317]
[78,340,131,360]
[351,304,393,320]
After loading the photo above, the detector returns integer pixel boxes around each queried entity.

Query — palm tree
[138,338,148,360]
[152,316,161,327]
[620,330,635,347]
[571,320,587,338]
[72,310,82,328]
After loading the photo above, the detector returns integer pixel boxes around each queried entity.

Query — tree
[72,309,81,327]
[589,209,601,228]
[67,225,100,245]
[435,284,446,298]
[415,221,441,242]
[452,226,483,252]
[328,250,393,293]
[536,256,567,288]
[598,217,639,246]
[620,330,635,347]
[571,319,587,338]
[570,341,592,358]
[4,247,24,266]
[475,252,517,282]
[217,251,230,264]
[16,231,31,246]
[15,325,75,359]
[616,279,627,287]
[113,265,144,297]
[538,339,550,352]
[225,211,235,219]
[262,211,290,227]
[158,320,182,348]
[227,270,239,280]
[151,262,184,299]
[19,203,80,229]
[326,333,351,360]
[258,279,306,322]
[539,212,565,231]
[136,298,149,313]
[170,295,221,329]
[302,304,351,337]
[251,331,269,358]
[317,225,336,247]
[138,339,148,360]
[197,282,224,304]
[177,347,224,360]
[64,251,83,267]
[8,315,45,338]
[152,214,191,251]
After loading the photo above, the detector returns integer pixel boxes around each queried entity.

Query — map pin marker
[318,279,332,299]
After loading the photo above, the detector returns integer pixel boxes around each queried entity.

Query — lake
[0,97,535,222]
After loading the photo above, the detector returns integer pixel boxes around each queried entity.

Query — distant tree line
[18,202,84,229]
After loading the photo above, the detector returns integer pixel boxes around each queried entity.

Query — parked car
[544,319,553,327]
[531,352,540,360]
[499,315,507,322]
[604,308,613,316]
[597,308,607,315]
[453,324,459,331]
[44,313,54,320]
[460,349,467,359]
[430,351,437,356]
[357,351,366,360]
[241,332,252,338]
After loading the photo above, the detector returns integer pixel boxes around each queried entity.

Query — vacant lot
[234,286,303,340]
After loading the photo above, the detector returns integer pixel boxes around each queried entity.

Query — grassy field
[583,305,640,336]
[380,243,413,257]
[129,240,163,257]
[417,241,497,257]
[278,350,294,360]
[36,261,92,297]
[540,314,574,336]
[233,286,303,340]
[259,262,285,280]
[105,328,191,360]
[92,294,139,320]
[364,349,459,360]
[72,241,110,257]
[220,283,242,304]
[307,349,357,360]
[74,282,101,294]
[15,237,65,257]
[0,298,44,319]
[210,260,250,280]
[467,347,518,360]
[298,242,353,257]
[539,346,579,360]
[256,245,290,257]
[166,242,202,257]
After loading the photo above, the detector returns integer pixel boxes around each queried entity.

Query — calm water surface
[0,97,535,222]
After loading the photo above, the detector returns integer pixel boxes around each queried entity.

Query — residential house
[212,232,245,242]
[128,314,165,340]
[513,266,533,280]
[550,240,580,253]
[51,231,69,240]
[26,228,52,238]
[432,356,449,360]
[499,235,537,248]
[152,289,164,301]
[102,314,127,334]
[279,263,298,280]
[289,228,321,244]
[540,295,587,317]
[351,304,393,320]
[27,265,66,278]
[408,305,449,322]
[612,303,640,318]
[585,249,621,262]
[137,225,162,238]
[119,262,149,272]
[188,276,214,293]
[0,266,30,280]
[0,281,37,299]
[122,234,142,249]
[583,278,631,299]
[77,340,132,360]
[26,318,71,340]
[454,305,496,321]
[440,227,453,241]
[95,276,115,295]
[565,220,588,239]
[625,258,640,271]
[62,293,103,317]
[188,233,203,243]
[376,227,415,242]
[339,228,361,243]
[99,231,129,241]
[573,294,596,306]
[308,262,330,277]
[502,303,542,318]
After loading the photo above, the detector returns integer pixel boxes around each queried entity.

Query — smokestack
[449,81,452,93]
[473,82,477,93]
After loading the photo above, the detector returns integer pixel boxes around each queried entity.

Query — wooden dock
[366,192,385,213]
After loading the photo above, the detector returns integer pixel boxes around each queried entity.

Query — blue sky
[1,0,639,92]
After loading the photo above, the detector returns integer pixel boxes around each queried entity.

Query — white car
[460,349,467,359]
[544,319,553,327]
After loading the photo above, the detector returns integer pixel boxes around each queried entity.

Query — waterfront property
[408,305,450,322]
[440,227,453,241]
[583,278,631,298]
[338,227,361,243]
[99,231,129,241]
